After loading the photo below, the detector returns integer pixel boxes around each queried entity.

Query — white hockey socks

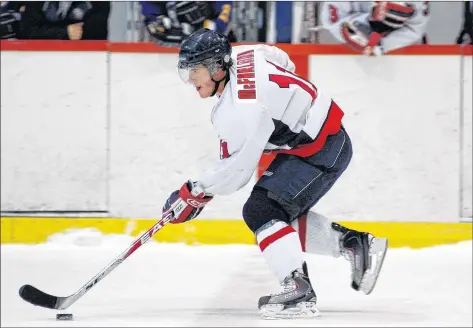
[256,220,304,283]
[291,211,343,258]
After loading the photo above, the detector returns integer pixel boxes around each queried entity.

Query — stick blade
[19,284,59,309]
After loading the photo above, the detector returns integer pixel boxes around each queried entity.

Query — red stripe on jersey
[259,225,296,252]
[298,215,307,252]
[277,101,344,158]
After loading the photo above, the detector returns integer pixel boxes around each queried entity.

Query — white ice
[1,229,472,327]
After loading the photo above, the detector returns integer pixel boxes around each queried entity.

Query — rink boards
[1,217,471,249]
[1,42,472,248]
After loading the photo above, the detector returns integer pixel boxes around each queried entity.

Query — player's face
[181,65,215,98]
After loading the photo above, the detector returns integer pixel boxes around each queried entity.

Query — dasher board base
[1,217,471,249]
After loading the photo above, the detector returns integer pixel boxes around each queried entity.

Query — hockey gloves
[369,1,415,33]
[166,1,214,26]
[162,180,213,224]
[341,2,415,56]
[341,20,384,56]
[145,15,192,47]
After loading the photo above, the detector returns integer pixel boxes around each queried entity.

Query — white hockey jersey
[319,1,430,53]
[197,45,344,196]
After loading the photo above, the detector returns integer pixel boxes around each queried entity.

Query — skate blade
[360,237,388,295]
[259,302,321,320]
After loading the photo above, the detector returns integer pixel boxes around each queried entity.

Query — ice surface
[1,229,472,327]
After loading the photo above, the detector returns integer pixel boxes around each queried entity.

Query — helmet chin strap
[210,70,230,97]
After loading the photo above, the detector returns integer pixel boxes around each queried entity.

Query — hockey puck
[56,313,73,320]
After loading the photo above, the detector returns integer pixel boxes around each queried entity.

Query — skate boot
[258,262,319,319]
[332,223,388,295]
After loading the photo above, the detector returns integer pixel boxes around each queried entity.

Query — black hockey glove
[146,15,192,47]
[166,1,214,25]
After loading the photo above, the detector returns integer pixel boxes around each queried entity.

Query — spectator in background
[19,1,110,40]
[140,1,236,47]
[319,1,429,56]
[1,1,26,39]
[456,1,472,45]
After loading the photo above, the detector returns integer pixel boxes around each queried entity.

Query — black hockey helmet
[178,28,232,94]
[178,28,232,69]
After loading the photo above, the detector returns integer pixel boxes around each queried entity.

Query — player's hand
[67,22,83,40]
[341,21,384,56]
[162,180,213,224]
[146,15,192,47]
[369,1,415,34]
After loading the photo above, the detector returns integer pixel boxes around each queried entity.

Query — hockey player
[319,1,429,55]
[162,28,388,319]
[140,1,234,46]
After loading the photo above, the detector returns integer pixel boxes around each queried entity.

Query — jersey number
[267,61,318,103]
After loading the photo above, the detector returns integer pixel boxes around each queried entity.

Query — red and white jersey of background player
[196,45,344,196]
[319,1,430,53]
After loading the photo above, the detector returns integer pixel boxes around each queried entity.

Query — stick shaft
[58,214,173,309]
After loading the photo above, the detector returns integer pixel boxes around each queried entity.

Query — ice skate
[258,262,320,319]
[333,223,388,295]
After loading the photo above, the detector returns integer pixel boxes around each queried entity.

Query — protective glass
[178,57,223,84]
[177,64,209,85]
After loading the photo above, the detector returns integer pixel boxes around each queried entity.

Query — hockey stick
[18,213,174,310]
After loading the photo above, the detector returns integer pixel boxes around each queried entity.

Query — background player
[319,1,429,55]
